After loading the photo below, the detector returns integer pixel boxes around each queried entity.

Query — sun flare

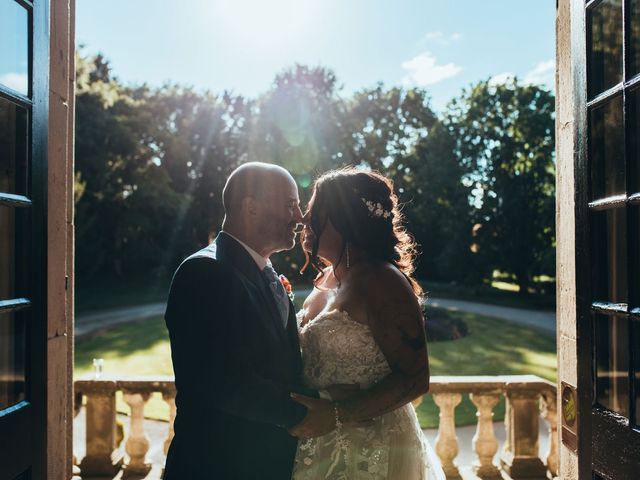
[211,0,316,51]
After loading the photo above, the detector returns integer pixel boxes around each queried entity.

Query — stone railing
[74,376,176,478]
[74,374,556,479]
[428,375,557,479]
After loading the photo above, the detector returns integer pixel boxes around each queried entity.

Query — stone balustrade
[73,375,556,479]
[74,376,176,479]
[429,375,557,479]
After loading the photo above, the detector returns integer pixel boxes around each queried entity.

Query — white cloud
[0,72,28,93]
[524,60,555,87]
[424,31,444,40]
[421,31,463,45]
[489,72,515,86]
[401,52,463,86]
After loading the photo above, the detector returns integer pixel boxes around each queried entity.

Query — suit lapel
[285,298,304,367]
[214,233,288,341]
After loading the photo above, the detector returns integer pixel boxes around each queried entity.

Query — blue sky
[75,0,555,112]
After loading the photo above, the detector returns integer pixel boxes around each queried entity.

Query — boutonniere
[279,274,295,302]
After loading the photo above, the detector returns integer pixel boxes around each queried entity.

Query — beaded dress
[291,309,445,480]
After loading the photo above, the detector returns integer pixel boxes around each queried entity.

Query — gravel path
[426,297,555,336]
[75,294,555,337]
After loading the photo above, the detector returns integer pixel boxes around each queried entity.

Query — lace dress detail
[292,310,445,480]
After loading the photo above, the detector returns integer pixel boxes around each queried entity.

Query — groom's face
[255,175,303,254]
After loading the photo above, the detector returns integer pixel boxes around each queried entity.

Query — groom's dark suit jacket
[164,232,315,480]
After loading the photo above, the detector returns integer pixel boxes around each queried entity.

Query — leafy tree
[403,121,478,283]
[443,78,556,292]
[75,55,187,280]
[74,52,555,295]
[346,85,436,190]
[150,86,254,250]
[252,65,351,184]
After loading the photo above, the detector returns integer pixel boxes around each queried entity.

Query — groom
[163,162,333,479]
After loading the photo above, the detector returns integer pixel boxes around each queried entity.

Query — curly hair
[301,166,423,300]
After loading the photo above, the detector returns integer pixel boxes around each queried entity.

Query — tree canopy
[74,53,555,293]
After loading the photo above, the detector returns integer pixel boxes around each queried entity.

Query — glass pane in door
[591,207,628,304]
[588,0,623,98]
[629,0,640,78]
[630,88,640,195]
[595,313,630,417]
[0,97,28,195]
[0,310,25,411]
[0,1,29,96]
[0,207,15,300]
[634,319,640,426]
[589,95,625,199]
[631,206,640,310]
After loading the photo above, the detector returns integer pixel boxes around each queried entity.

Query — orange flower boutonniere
[279,274,295,302]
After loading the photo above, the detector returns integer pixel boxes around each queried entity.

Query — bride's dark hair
[301,166,423,301]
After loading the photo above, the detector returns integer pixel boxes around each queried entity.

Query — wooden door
[576,0,640,477]
[0,1,49,478]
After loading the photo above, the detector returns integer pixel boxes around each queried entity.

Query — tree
[75,54,188,280]
[403,121,478,283]
[443,78,556,292]
[74,51,555,293]
[252,65,351,182]
[346,85,437,190]
[150,86,254,249]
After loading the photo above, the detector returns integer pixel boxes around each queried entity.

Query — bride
[289,168,445,480]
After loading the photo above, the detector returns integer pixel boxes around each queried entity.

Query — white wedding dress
[292,309,446,480]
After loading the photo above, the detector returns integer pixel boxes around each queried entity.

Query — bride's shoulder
[363,263,415,300]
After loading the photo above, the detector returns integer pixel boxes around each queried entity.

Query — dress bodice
[292,309,445,479]
[298,310,391,389]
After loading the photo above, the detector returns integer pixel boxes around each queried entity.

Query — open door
[0,0,49,478]
[574,0,640,477]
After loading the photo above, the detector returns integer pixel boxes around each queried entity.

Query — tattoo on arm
[337,296,430,423]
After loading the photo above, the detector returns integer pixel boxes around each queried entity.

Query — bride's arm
[336,267,430,424]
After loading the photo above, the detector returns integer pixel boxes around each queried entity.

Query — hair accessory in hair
[360,197,391,219]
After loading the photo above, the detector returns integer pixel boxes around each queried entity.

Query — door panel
[0,310,26,411]
[578,0,640,477]
[0,0,48,479]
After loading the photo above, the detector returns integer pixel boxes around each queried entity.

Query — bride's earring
[346,242,350,269]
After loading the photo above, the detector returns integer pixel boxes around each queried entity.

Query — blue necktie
[262,264,290,328]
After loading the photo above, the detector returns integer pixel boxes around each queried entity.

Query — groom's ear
[243,196,258,216]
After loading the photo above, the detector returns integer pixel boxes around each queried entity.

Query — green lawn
[75,311,556,427]
[416,311,556,427]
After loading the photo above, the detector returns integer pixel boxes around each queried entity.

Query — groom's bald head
[221,162,302,256]
[222,162,293,219]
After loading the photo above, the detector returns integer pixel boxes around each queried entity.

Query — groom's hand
[288,393,335,438]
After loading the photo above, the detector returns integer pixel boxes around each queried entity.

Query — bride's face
[302,207,343,263]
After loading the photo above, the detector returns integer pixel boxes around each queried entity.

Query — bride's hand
[325,383,360,401]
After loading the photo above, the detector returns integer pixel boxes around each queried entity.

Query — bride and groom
[163,162,445,479]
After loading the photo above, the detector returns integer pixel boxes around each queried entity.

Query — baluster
[470,392,501,478]
[432,393,462,479]
[72,390,83,467]
[540,388,559,477]
[122,390,152,477]
[162,390,177,456]
[500,387,547,478]
[78,380,123,476]
[503,396,511,456]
